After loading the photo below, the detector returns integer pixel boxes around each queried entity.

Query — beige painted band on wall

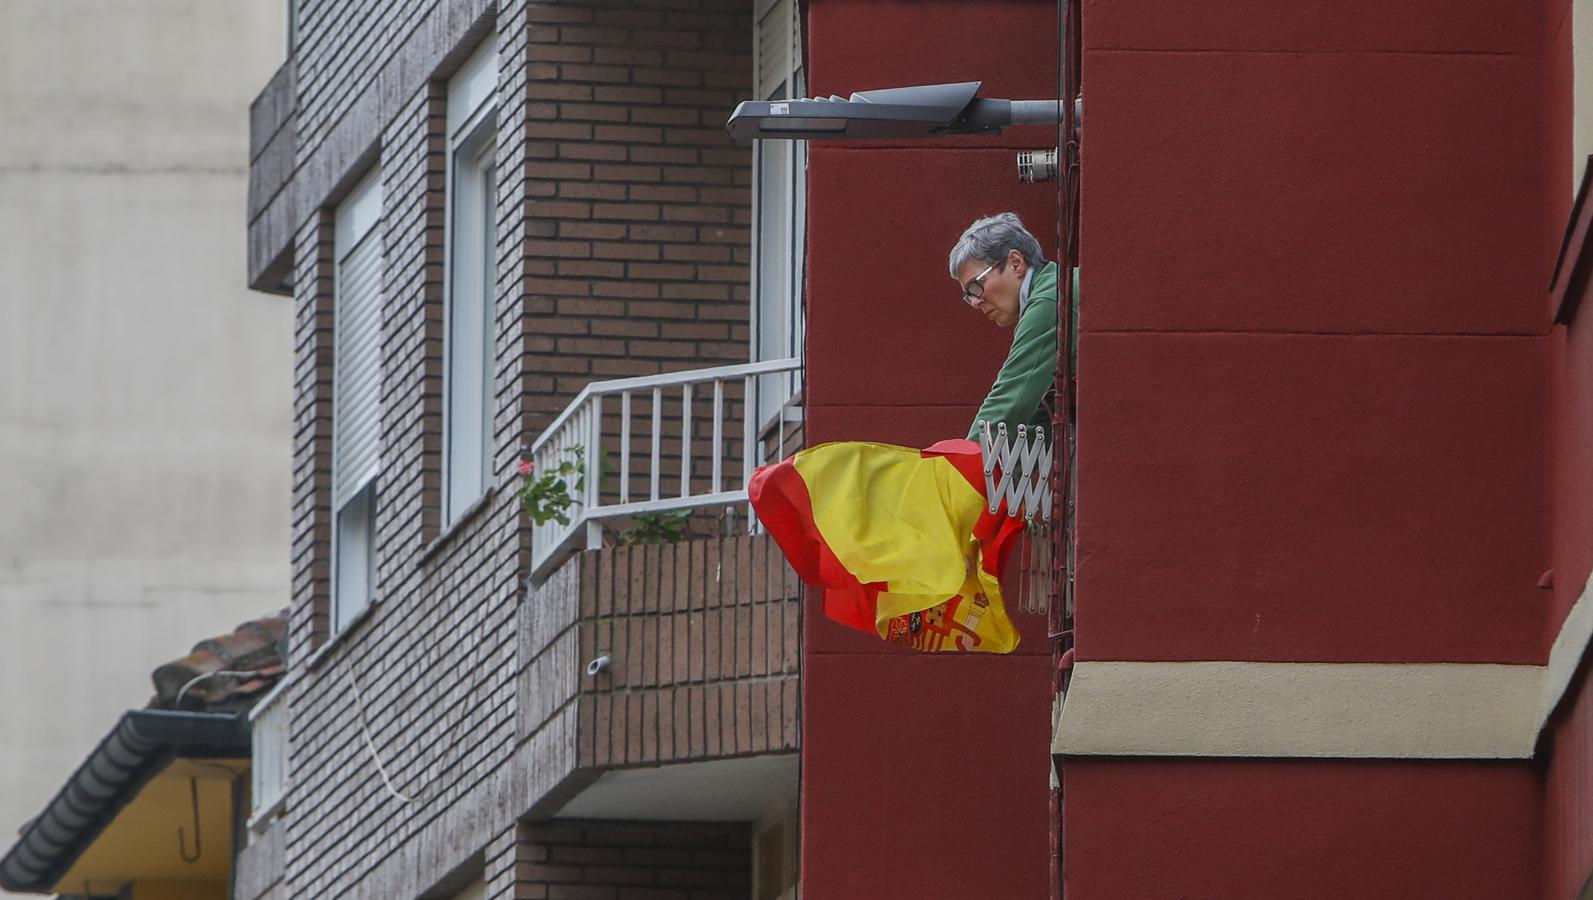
[1053,579,1593,760]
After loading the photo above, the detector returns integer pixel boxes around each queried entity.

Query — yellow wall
[129,879,229,900]
[53,759,245,894]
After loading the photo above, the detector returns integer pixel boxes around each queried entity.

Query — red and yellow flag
[748,438,1024,653]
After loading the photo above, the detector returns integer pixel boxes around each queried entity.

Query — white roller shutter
[756,0,793,95]
[333,170,384,509]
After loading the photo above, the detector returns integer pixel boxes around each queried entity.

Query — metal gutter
[0,710,249,894]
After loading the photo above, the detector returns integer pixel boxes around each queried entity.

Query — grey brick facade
[242,2,799,898]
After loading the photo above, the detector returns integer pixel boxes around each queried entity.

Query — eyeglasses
[961,262,1001,307]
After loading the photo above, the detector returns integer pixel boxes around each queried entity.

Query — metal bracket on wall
[177,777,201,864]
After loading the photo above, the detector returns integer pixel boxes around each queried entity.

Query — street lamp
[725,81,1063,141]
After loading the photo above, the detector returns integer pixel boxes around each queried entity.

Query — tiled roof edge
[0,710,248,893]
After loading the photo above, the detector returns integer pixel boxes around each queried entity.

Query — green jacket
[967,262,1074,441]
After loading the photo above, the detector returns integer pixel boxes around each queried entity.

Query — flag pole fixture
[725,81,1061,140]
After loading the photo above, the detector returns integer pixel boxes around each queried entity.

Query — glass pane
[757,139,790,365]
[480,154,497,484]
[333,481,375,631]
[754,82,791,427]
[446,122,495,522]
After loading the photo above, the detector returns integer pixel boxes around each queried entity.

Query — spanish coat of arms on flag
[748,437,1026,654]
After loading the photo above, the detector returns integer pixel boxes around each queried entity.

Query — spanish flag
[748,439,1023,653]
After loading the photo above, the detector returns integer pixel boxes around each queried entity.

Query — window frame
[330,168,384,634]
[750,0,806,449]
[442,37,500,527]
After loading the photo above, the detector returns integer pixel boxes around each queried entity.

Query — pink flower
[518,459,535,475]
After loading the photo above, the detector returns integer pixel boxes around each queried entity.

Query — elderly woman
[949,212,1061,441]
[748,212,1071,655]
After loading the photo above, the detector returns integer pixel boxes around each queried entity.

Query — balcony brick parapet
[519,533,800,813]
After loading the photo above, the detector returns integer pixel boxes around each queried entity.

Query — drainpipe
[1051,0,1081,898]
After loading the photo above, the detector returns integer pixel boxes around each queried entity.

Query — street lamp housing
[725,81,1060,141]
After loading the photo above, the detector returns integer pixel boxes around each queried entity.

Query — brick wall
[233,814,286,900]
[574,536,799,770]
[293,1,438,162]
[518,534,801,801]
[288,208,334,657]
[511,820,752,900]
[281,74,525,899]
[507,0,753,442]
[268,1,763,898]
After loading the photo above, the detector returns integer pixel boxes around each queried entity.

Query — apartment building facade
[241,0,1593,897]
[241,1,805,898]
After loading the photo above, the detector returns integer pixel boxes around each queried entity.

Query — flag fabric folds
[748,438,1024,653]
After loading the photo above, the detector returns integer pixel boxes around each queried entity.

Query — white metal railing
[248,680,289,830]
[529,358,802,582]
[979,421,1056,615]
[978,421,1053,521]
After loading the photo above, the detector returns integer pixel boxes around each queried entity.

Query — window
[443,37,499,524]
[332,168,383,632]
[752,0,806,433]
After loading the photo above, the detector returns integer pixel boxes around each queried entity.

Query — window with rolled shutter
[332,169,383,632]
[752,0,805,435]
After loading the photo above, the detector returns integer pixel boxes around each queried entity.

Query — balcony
[519,361,803,821]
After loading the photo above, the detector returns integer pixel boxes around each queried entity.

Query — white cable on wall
[344,671,435,805]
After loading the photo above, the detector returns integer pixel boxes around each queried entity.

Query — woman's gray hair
[948,212,1046,278]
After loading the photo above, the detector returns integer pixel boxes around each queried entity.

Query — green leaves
[518,446,586,526]
[615,509,692,546]
[519,445,691,547]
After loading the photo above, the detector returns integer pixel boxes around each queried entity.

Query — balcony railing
[248,680,289,829]
[977,421,1053,521]
[529,358,802,582]
[978,421,1058,616]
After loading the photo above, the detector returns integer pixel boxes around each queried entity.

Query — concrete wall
[0,0,290,889]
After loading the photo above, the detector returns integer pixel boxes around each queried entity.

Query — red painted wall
[1542,1,1593,892]
[1545,667,1593,899]
[1064,759,1542,900]
[801,1,1061,897]
[1077,0,1548,666]
[802,0,1559,897]
[1064,0,1549,897]
[1543,287,1593,893]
